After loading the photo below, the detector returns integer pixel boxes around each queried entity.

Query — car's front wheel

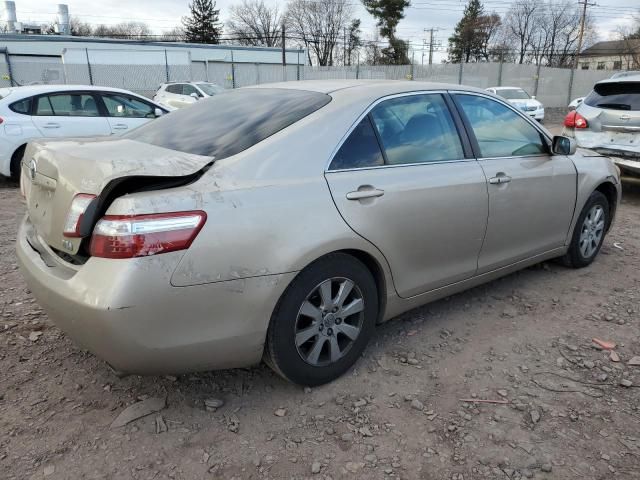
[562,191,609,268]
[265,253,378,386]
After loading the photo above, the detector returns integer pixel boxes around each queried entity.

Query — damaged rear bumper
[16,215,296,375]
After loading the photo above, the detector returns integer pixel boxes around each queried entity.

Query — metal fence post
[1,48,15,86]
[297,50,300,81]
[164,50,170,82]
[230,50,236,89]
[85,48,94,85]
[205,60,209,82]
[356,52,360,79]
[255,62,260,85]
[533,62,542,97]
[567,68,575,107]
[497,53,504,87]
[458,61,463,84]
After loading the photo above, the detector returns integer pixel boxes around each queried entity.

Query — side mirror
[190,92,199,100]
[154,107,164,117]
[552,135,576,156]
[531,95,536,100]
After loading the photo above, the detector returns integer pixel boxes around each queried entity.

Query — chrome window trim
[451,90,554,161]
[325,90,473,172]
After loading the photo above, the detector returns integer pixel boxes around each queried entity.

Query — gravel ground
[1,155,640,480]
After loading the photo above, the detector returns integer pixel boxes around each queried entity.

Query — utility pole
[281,22,286,67]
[572,0,595,71]
[344,27,347,66]
[424,28,439,65]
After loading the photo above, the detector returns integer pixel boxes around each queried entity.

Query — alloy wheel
[579,204,605,259]
[294,277,365,367]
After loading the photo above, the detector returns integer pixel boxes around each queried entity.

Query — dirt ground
[1,159,640,480]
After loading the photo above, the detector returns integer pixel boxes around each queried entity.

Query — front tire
[562,191,609,268]
[9,145,26,182]
[265,253,378,386]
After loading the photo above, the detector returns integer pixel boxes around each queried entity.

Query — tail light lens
[564,111,588,129]
[89,211,206,259]
[63,194,97,237]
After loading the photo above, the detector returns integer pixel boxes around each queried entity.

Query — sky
[10,0,640,64]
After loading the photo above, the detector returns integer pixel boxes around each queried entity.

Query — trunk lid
[21,137,213,255]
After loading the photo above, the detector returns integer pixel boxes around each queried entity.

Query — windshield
[126,88,331,158]
[496,89,530,100]
[197,83,225,96]
[584,82,640,111]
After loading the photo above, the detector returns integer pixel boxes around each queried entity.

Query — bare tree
[227,0,282,47]
[92,22,151,39]
[286,0,354,66]
[503,0,540,64]
[161,27,186,42]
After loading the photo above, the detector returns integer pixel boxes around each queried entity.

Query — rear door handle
[112,124,128,130]
[346,188,385,200]
[42,123,60,129]
[488,173,512,185]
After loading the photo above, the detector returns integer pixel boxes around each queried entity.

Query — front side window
[196,83,224,96]
[455,94,547,158]
[182,84,200,97]
[127,88,331,158]
[165,84,181,94]
[35,93,100,117]
[369,94,464,165]
[330,116,384,170]
[102,94,155,118]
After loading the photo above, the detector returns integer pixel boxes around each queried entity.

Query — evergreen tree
[183,0,223,44]
[362,0,411,65]
[448,0,485,63]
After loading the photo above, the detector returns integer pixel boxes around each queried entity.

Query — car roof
[0,84,149,98]
[596,74,640,84]
[247,79,490,97]
[488,86,526,90]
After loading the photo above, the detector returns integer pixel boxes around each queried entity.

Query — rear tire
[265,253,378,386]
[562,191,609,268]
[9,145,26,182]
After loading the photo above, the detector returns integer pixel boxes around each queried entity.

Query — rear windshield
[127,88,331,158]
[496,89,530,100]
[585,82,640,111]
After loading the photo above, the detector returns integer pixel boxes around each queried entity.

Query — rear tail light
[564,111,588,129]
[0,117,4,124]
[89,211,206,259]
[63,193,97,237]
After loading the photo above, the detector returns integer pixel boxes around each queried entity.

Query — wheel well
[10,144,27,179]
[338,249,387,324]
[595,182,618,231]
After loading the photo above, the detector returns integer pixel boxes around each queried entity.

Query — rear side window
[10,97,32,114]
[370,94,464,164]
[165,84,182,94]
[585,82,640,111]
[330,116,384,170]
[35,94,100,117]
[127,88,331,158]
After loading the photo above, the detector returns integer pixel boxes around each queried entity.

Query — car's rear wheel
[265,253,378,386]
[9,145,26,182]
[562,191,609,268]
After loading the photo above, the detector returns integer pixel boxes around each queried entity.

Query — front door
[100,93,157,134]
[325,93,488,298]
[31,92,111,138]
[453,93,577,273]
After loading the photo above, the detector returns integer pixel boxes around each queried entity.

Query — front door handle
[112,124,128,130]
[346,188,385,200]
[42,123,60,129]
[488,173,512,185]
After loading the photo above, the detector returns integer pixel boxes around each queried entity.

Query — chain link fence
[0,55,620,108]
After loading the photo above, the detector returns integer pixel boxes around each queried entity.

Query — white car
[568,97,585,110]
[153,82,225,110]
[0,85,168,179]
[486,87,545,121]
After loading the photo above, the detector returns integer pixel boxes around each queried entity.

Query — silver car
[563,75,640,176]
[17,81,621,386]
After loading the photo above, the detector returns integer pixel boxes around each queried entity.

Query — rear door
[99,92,158,134]
[31,92,111,138]
[452,92,576,273]
[325,92,488,298]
